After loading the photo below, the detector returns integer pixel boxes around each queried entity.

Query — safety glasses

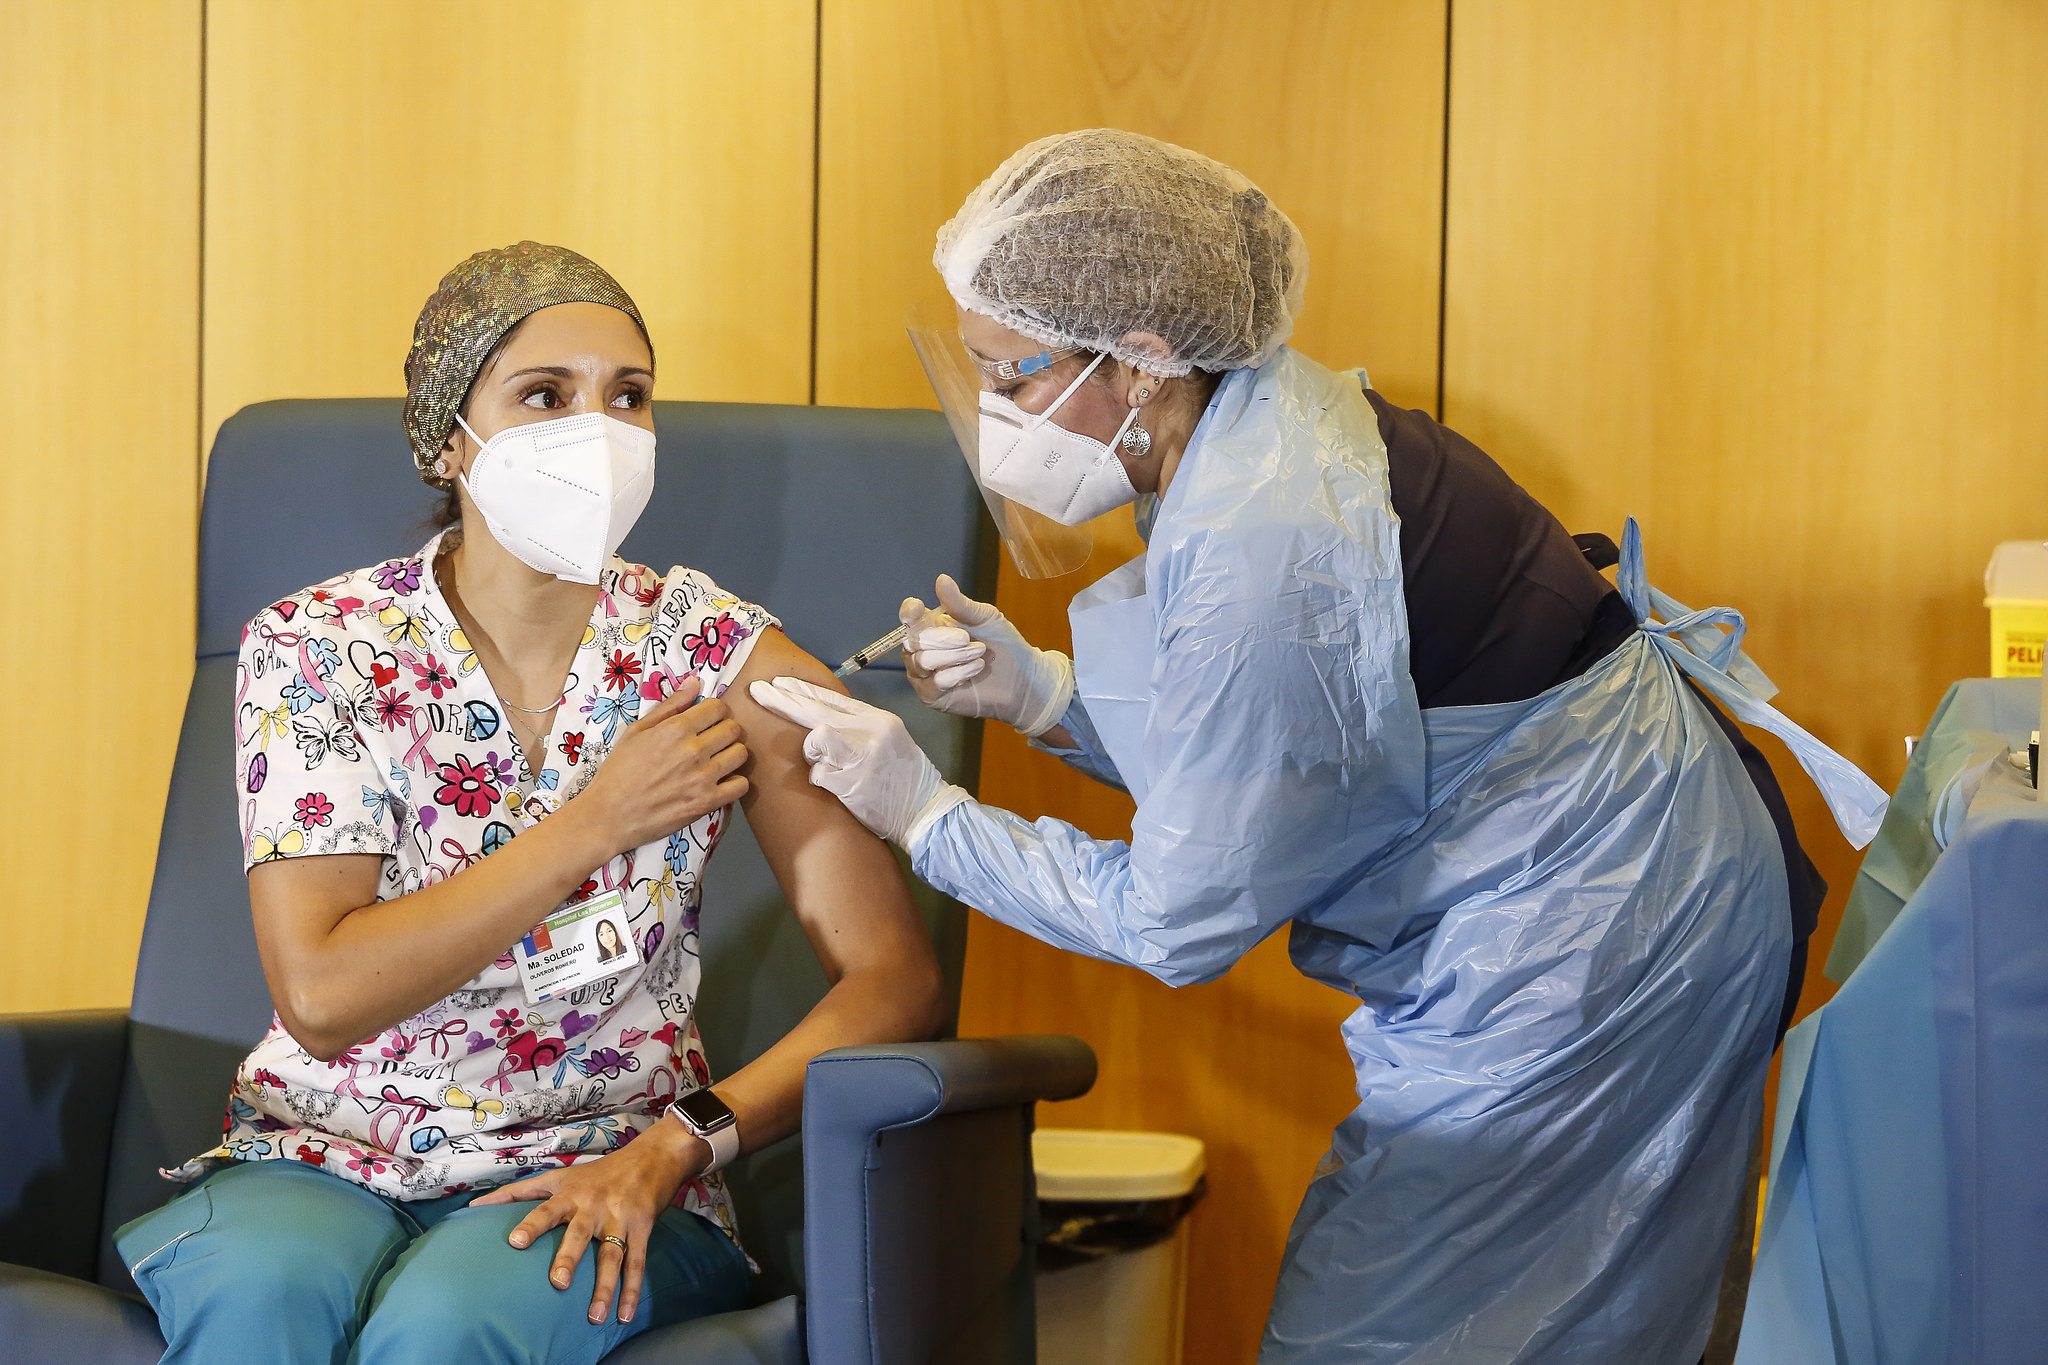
[969,343,1082,384]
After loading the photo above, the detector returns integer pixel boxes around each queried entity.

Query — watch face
[673,1088,736,1131]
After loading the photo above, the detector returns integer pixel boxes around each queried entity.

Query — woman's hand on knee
[471,1123,707,1325]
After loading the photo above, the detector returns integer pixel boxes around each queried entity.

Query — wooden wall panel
[1443,0,2048,1028]
[0,4,201,1011]
[819,0,1446,413]
[202,0,817,452]
[816,5,1448,1359]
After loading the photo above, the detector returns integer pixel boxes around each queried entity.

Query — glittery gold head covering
[403,241,650,486]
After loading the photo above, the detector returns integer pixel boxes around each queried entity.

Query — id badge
[514,889,642,1005]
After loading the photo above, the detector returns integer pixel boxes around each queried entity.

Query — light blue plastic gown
[910,348,1887,1363]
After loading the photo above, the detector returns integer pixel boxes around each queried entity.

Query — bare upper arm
[248,853,384,1019]
[726,629,934,987]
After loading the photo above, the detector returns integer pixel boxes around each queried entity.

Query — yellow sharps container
[1984,541,2048,678]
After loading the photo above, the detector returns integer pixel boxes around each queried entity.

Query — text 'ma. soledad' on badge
[515,889,641,1004]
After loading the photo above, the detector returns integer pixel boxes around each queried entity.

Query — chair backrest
[96,399,990,1298]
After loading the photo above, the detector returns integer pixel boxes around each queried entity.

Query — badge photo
[513,889,641,1004]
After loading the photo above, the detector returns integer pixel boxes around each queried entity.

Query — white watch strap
[700,1116,741,1174]
[669,1098,743,1175]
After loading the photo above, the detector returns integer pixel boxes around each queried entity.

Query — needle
[833,624,909,678]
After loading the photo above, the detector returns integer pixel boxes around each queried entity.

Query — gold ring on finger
[600,1234,628,1250]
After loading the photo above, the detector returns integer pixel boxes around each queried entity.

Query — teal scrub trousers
[115,1159,752,1364]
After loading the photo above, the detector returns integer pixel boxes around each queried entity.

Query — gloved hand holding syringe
[833,577,1076,739]
[832,591,965,678]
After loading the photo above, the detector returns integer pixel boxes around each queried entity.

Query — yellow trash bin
[1034,1128,1206,1365]
[1985,541,2048,678]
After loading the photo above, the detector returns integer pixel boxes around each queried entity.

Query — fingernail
[554,1271,569,1287]
[510,1235,527,1247]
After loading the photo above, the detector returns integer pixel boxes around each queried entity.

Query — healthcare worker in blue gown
[750,129,1890,1364]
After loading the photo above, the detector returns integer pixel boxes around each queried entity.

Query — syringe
[833,624,909,678]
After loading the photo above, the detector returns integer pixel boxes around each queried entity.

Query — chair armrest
[804,1035,1096,1135]
[0,1011,130,1281]
[802,1036,1095,1365]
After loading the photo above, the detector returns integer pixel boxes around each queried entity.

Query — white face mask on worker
[456,411,656,584]
[976,352,1140,526]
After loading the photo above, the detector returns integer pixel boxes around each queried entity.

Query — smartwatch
[666,1089,740,1174]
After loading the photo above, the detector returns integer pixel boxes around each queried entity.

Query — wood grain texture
[201,0,817,451]
[0,3,202,1011]
[817,0,1448,413]
[1443,0,2048,1029]
[816,5,1449,1359]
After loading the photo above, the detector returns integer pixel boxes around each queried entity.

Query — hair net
[934,129,1307,378]
[402,241,650,487]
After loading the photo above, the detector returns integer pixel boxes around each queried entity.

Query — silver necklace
[434,552,569,717]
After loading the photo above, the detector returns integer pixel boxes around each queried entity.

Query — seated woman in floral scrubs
[116,242,946,1365]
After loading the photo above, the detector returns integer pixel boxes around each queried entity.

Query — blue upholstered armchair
[0,400,1095,1364]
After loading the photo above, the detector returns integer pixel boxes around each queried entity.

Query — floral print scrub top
[171,529,776,1243]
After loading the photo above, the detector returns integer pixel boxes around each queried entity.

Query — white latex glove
[898,574,1075,738]
[747,676,970,849]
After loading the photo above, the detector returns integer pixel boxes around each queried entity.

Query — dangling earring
[1120,417,1153,457]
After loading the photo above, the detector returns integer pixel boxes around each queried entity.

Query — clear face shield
[908,307,1141,580]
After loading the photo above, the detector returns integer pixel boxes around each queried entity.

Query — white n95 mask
[456,411,656,584]
[977,352,1141,527]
